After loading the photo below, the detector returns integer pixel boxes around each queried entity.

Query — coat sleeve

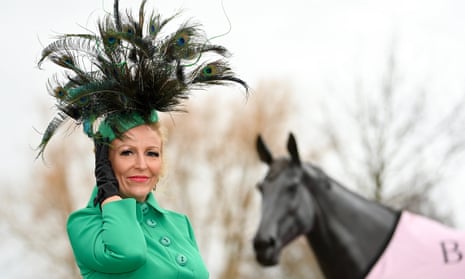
[67,198,147,274]
[184,215,201,251]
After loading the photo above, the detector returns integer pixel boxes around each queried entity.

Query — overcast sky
[2,1,464,161]
[1,0,465,277]
[3,0,465,212]
[1,0,464,208]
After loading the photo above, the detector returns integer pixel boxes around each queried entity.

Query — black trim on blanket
[360,210,403,279]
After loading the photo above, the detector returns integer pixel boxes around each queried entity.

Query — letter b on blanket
[441,240,463,264]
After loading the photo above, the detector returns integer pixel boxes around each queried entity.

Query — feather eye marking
[37,0,248,158]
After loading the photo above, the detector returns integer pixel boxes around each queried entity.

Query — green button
[176,254,188,266]
[141,204,149,214]
[146,218,157,227]
[159,236,171,246]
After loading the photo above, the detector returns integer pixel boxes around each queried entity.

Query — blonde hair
[148,122,167,181]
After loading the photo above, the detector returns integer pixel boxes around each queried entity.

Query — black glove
[93,140,120,206]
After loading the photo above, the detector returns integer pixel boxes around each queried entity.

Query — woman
[37,0,246,278]
[68,119,210,278]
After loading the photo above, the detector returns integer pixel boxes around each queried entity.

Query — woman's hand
[94,140,120,207]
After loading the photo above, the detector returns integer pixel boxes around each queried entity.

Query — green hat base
[97,110,159,142]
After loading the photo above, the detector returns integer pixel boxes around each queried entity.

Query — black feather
[37,0,247,156]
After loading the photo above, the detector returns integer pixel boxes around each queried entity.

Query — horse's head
[253,133,316,266]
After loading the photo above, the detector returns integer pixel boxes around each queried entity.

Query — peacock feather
[37,0,247,157]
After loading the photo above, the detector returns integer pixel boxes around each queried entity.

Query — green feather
[36,112,69,159]
[37,0,247,157]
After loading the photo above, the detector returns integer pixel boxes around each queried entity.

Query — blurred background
[2,0,465,278]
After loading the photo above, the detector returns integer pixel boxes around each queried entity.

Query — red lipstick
[128,176,149,183]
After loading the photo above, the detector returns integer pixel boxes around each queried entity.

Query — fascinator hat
[37,0,247,156]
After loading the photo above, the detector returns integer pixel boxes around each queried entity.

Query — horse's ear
[287,133,301,165]
[256,134,273,165]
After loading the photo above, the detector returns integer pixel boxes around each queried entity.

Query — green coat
[67,187,209,279]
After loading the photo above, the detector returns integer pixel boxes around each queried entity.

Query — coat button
[141,204,149,215]
[146,218,157,227]
[176,254,188,266]
[159,236,171,246]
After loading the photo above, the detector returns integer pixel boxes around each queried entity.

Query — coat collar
[144,190,168,214]
[87,186,167,214]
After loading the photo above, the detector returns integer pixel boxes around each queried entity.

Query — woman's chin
[121,185,153,202]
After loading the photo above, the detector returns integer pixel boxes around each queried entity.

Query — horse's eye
[256,183,264,193]
[287,183,298,194]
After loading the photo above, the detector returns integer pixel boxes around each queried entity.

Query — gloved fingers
[94,139,110,163]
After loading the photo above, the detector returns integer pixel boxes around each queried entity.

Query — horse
[252,133,465,279]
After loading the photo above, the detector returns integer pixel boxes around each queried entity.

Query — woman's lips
[128,176,149,183]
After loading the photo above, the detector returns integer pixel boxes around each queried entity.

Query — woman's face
[109,124,163,202]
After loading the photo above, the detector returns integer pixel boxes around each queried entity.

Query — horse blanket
[366,211,465,279]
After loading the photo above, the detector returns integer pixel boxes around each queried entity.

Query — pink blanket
[366,211,465,279]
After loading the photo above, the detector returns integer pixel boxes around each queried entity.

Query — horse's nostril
[268,236,276,247]
[253,236,276,250]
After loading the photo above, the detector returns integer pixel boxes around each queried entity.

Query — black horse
[253,133,400,279]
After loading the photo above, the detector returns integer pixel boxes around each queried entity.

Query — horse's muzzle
[253,235,280,266]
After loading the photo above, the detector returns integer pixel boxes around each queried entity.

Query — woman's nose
[134,154,147,169]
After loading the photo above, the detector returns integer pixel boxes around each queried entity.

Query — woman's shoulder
[146,194,191,221]
[67,205,101,227]
[161,207,191,222]
[67,187,101,227]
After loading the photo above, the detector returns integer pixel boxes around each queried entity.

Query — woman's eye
[120,150,132,156]
[147,151,160,157]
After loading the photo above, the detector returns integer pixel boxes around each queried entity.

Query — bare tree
[317,45,465,225]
